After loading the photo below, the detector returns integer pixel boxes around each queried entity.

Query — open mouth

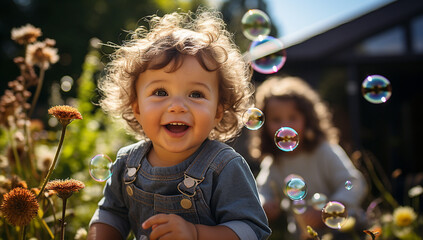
[165,122,189,133]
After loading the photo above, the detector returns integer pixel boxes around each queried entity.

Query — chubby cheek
[133,102,159,132]
[290,121,305,137]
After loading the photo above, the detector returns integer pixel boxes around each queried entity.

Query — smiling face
[132,55,223,166]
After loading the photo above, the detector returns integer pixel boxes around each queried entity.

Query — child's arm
[142,213,239,240]
[87,223,124,240]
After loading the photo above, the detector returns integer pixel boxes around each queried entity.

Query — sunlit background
[1,0,423,239]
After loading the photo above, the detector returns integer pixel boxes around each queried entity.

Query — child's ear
[215,104,224,122]
[132,101,141,121]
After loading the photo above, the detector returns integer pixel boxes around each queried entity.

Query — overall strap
[124,141,152,184]
[177,139,232,197]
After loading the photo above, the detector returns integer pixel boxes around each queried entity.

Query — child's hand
[142,213,197,240]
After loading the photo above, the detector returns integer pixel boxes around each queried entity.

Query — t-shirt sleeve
[210,156,271,240]
[323,144,368,212]
[89,149,131,239]
[256,155,283,205]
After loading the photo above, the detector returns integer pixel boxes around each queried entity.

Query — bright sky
[266,0,396,38]
[210,0,395,46]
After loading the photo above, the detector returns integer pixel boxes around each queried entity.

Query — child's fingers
[142,213,169,229]
[148,222,172,240]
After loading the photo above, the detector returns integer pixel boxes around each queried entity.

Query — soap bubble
[283,174,304,195]
[249,36,286,74]
[241,9,271,41]
[321,201,348,229]
[362,75,392,104]
[310,192,328,210]
[284,174,304,184]
[274,127,299,151]
[345,180,353,190]
[286,177,307,200]
[292,199,307,214]
[242,107,265,130]
[89,154,113,182]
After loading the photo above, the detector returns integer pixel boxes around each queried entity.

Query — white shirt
[256,141,367,214]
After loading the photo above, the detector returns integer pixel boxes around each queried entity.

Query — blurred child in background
[251,76,368,239]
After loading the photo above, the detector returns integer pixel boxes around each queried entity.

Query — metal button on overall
[180,198,192,209]
[127,167,137,177]
[184,177,195,188]
[126,185,133,196]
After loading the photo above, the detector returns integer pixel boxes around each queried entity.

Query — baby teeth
[169,123,185,125]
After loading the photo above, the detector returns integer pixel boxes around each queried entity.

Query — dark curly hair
[249,76,339,161]
[98,8,254,142]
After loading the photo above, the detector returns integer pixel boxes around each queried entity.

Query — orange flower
[46,179,85,199]
[364,226,381,240]
[11,24,42,45]
[0,187,39,226]
[48,105,82,126]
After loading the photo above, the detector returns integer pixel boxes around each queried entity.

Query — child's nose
[168,97,187,113]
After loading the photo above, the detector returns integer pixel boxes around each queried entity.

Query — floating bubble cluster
[241,9,271,41]
[274,127,299,151]
[362,75,392,104]
[311,192,328,210]
[321,201,348,229]
[242,107,265,130]
[249,36,286,74]
[286,177,307,200]
[89,154,113,182]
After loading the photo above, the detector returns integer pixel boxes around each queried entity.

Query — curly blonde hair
[98,8,253,142]
[249,76,339,160]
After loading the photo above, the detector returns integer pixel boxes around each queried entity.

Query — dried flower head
[0,90,19,128]
[0,187,39,226]
[11,24,42,45]
[26,41,59,69]
[31,188,56,198]
[363,229,380,240]
[393,206,417,227]
[48,105,82,126]
[45,179,85,199]
[14,56,38,87]
[10,175,28,189]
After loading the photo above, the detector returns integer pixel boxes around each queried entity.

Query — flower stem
[36,216,54,239]
[37,125,67,199]
[362,151,399,209]
[20,226,26,240]
[3,218,12,240]
[24,119,39,180]
[28,67,45,118]
[7,129,23,177]
[60,198,67,240]
[46,197,58,237]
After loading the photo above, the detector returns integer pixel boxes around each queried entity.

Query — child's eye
[189,91,204,98]
[153,89,167,97]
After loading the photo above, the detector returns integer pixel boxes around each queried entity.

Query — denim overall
[122,139,231,239]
